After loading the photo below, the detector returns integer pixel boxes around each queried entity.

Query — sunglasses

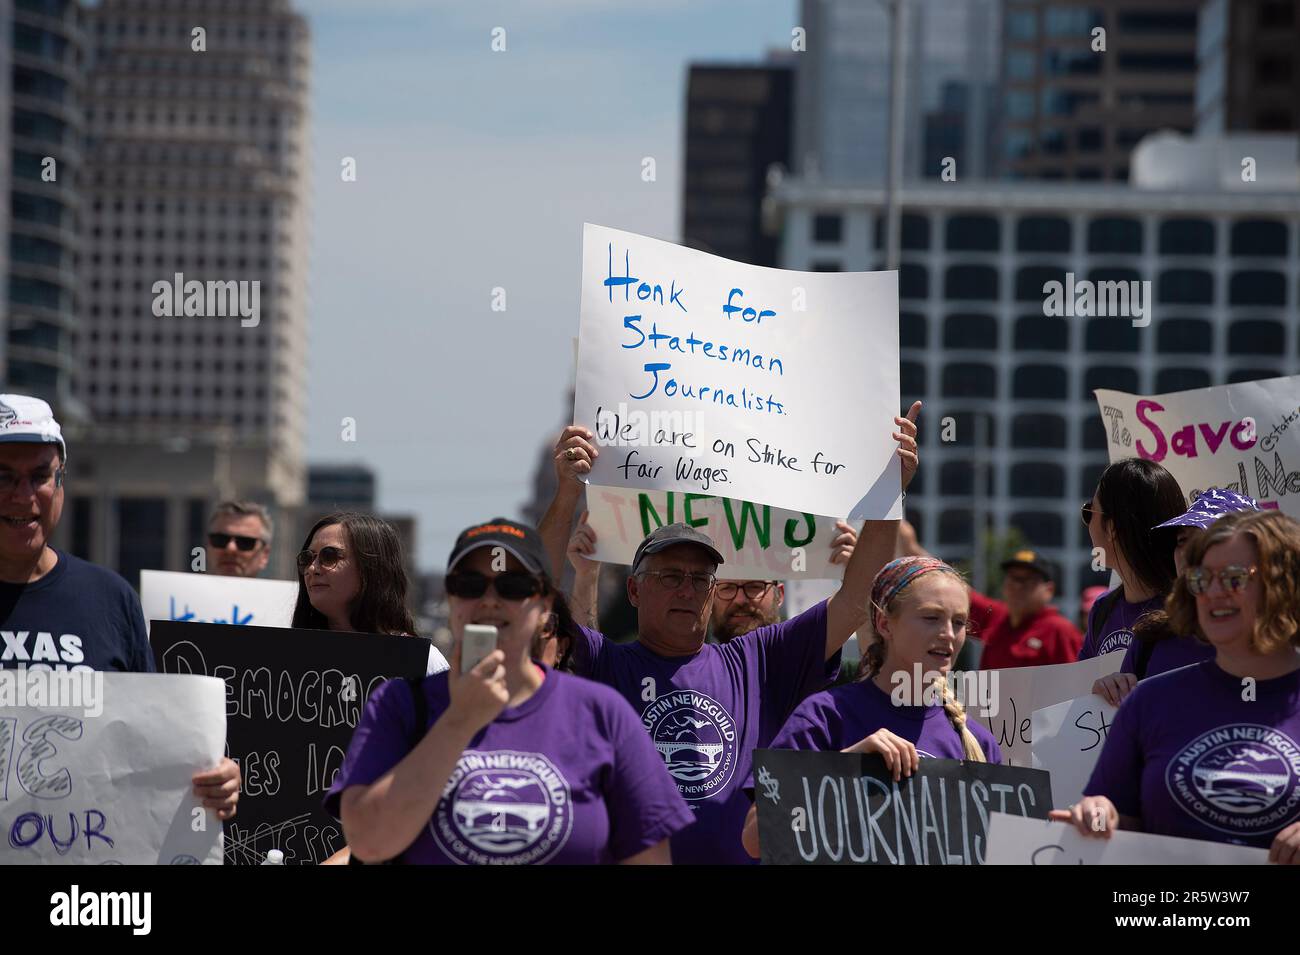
[1080,500,1104,527]
[445,570,543,601]
[715,581,775,601]
[1185,565,1256,596]
[210,533,263,552]
[297,545,346,572]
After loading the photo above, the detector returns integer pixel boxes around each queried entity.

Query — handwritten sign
[1031,693,1118,809]
[753,749,1051,865]
[151,621,429,865]
[1095,374,1300,516]
[584,484,857,580]
[984,812,1270,865]
[141,569,297,635]
[0,672,225,864]
[575,223,901,520]
[974,652,1125,767]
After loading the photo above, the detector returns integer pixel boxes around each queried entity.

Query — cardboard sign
[0,672,225,864]
[584,485,856,579]
[1095,374,1300,516]
[150,621,430,865]
[1031,693,1118,809]
[141,569,297,634]
[753,749,1051,865]
[984,812,1270,865]
[575,223,901,520]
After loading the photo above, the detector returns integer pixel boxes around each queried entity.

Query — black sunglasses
[210,533,263,552]
[445,571,543,601]
[297,545,346,571]
[1080,500,1105,527]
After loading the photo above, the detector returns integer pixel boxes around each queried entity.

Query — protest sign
[1031,693,1118,809]
[141,569,297,634]
[584,484,857,580]
[151,621,430,865]
[983,812,1270,865]
[753,749,1051,865]
[575,223,901,520]
[0,672,225,864]
[973,652,1125,767]
[1095,374,1300,515]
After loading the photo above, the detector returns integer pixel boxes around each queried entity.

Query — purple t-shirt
[1078,588,1165,659]
[771,678,1003,763]
[1085,660,1300,849]
[572,600,839,865]
[323,666,694,864]
[1120,633,1215,680]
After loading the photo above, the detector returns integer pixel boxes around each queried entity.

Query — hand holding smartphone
[460,624,499,674]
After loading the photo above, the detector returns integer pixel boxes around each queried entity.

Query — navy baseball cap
[1001,549,1061,587]
[1153,488,1260,531]
[631,523,724,573]
[448,518,548,577]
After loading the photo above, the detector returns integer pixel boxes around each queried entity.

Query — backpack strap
[1090,587,1126,646]
[1132,635,1157,681]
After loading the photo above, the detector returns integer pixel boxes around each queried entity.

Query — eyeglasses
[0,467,64,495]
[297,546,346,572]
[209,533,263,552]
[638,570,716,594]
[715,580,775,601]
[1185,565,1257,596]
[1080,500,1104,527]
[445,570,543,601]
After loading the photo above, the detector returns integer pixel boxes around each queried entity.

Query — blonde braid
[934,677,986,762]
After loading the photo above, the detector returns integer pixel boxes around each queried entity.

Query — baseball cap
[1153,487,1260,531]
[447,518,548,577]
[631,522,725,573]
[0,394,66,463]
[1000,549,1060,587]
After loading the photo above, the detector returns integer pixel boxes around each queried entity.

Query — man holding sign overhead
[538,403,920,864]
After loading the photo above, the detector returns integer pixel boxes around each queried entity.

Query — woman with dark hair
[1056,510,1300,862]
[1078,459,1186,660]
[324,518,693,864]
[292,511,448,675]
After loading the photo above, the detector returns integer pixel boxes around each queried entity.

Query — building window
[900,263,928,299]
[1043,48,1101,76]
[900,312,927,348]
[1007,9,1037,41]
[1084,365,1139,398]
[938,509,975,545]
[943,313,997,349]
[1011,414,1067,448]
[946,215,1000,252]
[1229,320,1286,355]
[1015,265,1068,302]
[812,213,843,244]
[1088,217,1142,254]
[1227,368,1281,385]
[940,461,991,497]
[939,411,996,446]
[874,213,930,251]
[1159,218,1215,255]
[1085,318,1140,352]
[1229,271,1286,306]
[901,361,927,397]
[1013,364,1068,400]
[1082,416,1107,450]
[1016,217,1070,253]
[1230,219,1287,256]
[1011,511,1064,547]
[1156,368,1212,392]
[942,363,997,398]
[1015,314,1068,351]
[1158,269,1213,305]
[944,265,998,301]
[1158,318,1213,353]
[1010,462,1065,498]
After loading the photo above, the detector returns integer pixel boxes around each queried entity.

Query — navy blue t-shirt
[0,549,154,673]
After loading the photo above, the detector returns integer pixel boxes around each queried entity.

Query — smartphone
[460,624,499,675]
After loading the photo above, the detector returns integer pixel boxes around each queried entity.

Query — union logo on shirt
[430,750,573,865]
[641,689,737,802]
[1165,723,1300,837]
[1095,629,1134,656]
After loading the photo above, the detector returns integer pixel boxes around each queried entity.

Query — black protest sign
[150,621,430,865]
[753,749,1052,865]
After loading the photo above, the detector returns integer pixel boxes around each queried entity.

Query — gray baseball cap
[631,522,725,572]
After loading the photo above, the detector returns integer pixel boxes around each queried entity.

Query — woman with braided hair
[741,556,1001,858]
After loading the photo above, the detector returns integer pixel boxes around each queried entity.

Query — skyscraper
[1197,0,1300,135]
[58,0,311,583]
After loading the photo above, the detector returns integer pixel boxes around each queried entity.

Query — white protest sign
[1095,374,1300,515]
[975,652,1125,767]
[141,569,297,634]
[584,484,856,580]
[1031,693,1118,808]
[0,672,225,864]
[984,812,1270,865]
[575,223,901,520]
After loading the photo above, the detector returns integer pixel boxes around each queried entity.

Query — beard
[713,606,780,642]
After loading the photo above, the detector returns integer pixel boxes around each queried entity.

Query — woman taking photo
[325,518,694,864]
[1057,510,1300,863]
[742,556,1001,859]
[293,511,448,675]
[1078,459,1185,659]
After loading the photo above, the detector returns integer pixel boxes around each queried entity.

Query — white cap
[0,394,66,463]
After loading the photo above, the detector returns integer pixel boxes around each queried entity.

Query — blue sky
[300,0,796,570]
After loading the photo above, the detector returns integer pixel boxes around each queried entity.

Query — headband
[870,556,960,613]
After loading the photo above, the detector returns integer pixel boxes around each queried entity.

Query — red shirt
[968,590,1082,670]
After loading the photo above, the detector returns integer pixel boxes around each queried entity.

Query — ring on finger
[565,448,576,460]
